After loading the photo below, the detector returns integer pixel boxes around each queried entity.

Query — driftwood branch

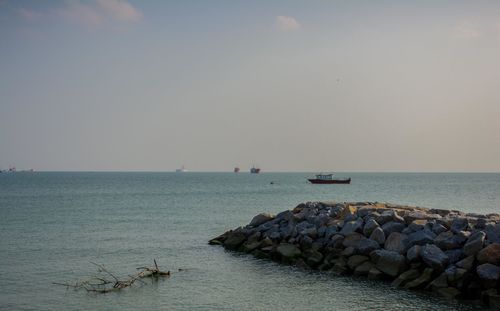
[53,259,172,293]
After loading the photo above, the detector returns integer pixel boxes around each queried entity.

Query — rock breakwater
[210,202,500,307]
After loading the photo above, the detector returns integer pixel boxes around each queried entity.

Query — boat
[175,165,187,173]
[234,167,240,173]
[308,174,351,184]
[250,166,261,174]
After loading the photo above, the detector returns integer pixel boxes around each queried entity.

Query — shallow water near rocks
[1,172,498,310]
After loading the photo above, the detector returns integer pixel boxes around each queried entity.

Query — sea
[1,172,499,311]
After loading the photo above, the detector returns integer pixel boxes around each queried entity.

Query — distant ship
[250,166,261,174]
[175,165,187,173]
[308,174,351,184]
[234,167,240,173]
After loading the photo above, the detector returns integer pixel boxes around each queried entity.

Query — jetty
[210,202,500,307]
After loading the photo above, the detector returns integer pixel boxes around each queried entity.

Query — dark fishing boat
[308,174,351,184]
[250,166,261,174]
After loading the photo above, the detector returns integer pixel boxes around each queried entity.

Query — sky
[1,0,499,172]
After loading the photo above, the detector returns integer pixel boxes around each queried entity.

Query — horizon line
[10,170,500,174]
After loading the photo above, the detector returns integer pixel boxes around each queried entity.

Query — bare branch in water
[53,260,174,294]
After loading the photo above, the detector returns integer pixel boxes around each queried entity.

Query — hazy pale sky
[1,0,499,172]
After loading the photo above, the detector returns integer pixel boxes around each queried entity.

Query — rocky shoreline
[209,202,500,308]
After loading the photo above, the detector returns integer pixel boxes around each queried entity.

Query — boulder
[375,210,394,225]
[427,273,448,291]
[485,223,500,244]
[354,261,374,276]
[432,223,448,235]
[342,247,356,257]
[477,263,500,289]
[409,219,427,232]
[223,231,247,250]
[404,268,434,289]
[355,238,381,255]
[347,255,369,270]
[299,235,314,250]
[381,221,406,236]
[444,249,464,264]
[404,211,441,224]
[242,240,261,253]
[260,237,273,248]
[342,233,365,248]
[444,265,467,283]
[450,217,469,234]
[303,249,324,267]
[276,243,302,260]
[302,227,318,239]
[463,230,485,256]
[340,219,363,235]
[275,210,294,222]
[404,230,436,249]
[391,269,420,287]
[477,243,500,265]
[406,245,422,262]
[369,227,386,245]
[363,219,380,237]
[372,250,407,277]
[332,258,349,275]
[324,226,338,239]
[434,231,465,250]
[384,232,407,254]
[421,244,449,270]
[456,255,475,271]
[340,205,357,220]
[249,213,274,227]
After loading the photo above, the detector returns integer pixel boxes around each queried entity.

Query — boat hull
[308,178,351,184]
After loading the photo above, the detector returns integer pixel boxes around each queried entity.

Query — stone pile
[209,202,500,307]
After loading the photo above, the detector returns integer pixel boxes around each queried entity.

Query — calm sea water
[1,172,499,311]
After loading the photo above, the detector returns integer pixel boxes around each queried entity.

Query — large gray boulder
[432,223,448,235]
[384,232,407,254]
[342,233,380,255]
[485,223,500,243]
[477,263,500,286]
[404,230,436,249]
[450,217,469,234]
[456,255,475,271]
[408,219,427,232]
[303,249,324,267]
[464,231,486,256]
[381,221,406,236]
[406,245,422,262]
[371,250,407,277]
[404,268,434,289]
[369,227,386,245]
[340,219,364,235]
[421,244,449,270]
[363,219,380,237]
[392,269,420,287]
[249,213,274,227]
[444,249,464,264]
[276,243,302,259]
[404,211,441,224]
[342,233,365,248]
[353,261,375,276]
[223,231,247,250]
[355,238,381,255]
[434,231,465,250]
[477,243,500,265]
[347,255,369,270]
